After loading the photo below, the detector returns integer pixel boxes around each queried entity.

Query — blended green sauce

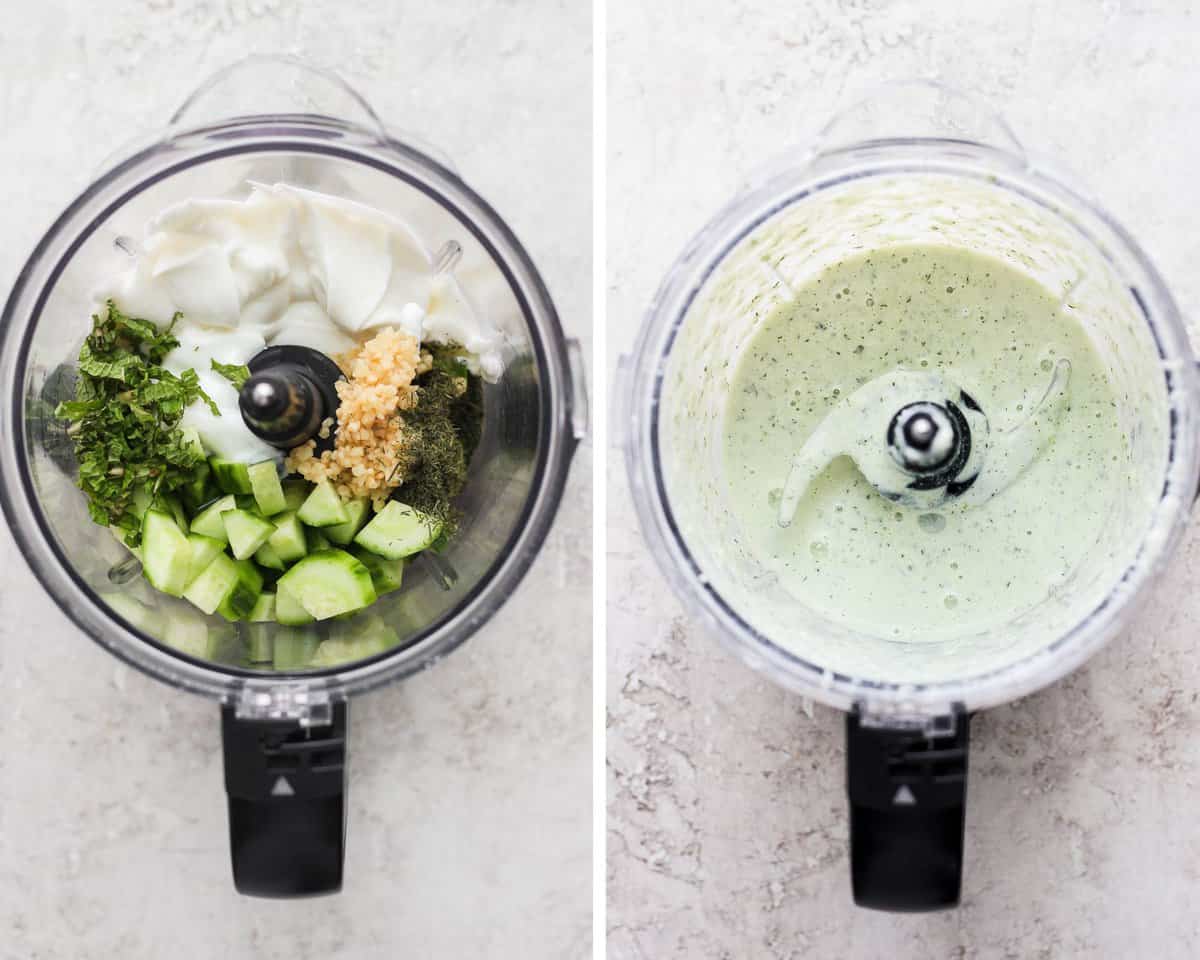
[723,244,1128,642]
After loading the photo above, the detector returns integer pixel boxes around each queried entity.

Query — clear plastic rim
[0,114,579,703]
[626,138,1200,717]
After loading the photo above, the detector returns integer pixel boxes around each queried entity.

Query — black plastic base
[221,702,348,898]
[846,709,969,912]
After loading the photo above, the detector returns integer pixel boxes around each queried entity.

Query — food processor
[0,56,587,897]
[618,81,1198,911]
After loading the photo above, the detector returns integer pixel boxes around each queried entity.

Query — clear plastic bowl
[620,83,1198,723]
[0,57,587,715]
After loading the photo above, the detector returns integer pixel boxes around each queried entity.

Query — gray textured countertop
[608,0,1200,956]
[0,2,591,958]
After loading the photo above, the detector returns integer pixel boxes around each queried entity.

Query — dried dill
[394,343,483,543]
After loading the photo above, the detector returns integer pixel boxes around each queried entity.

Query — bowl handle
[221,701,348,897]
[170,53,387,136]
[846,708,970,912]
[815,78,1026,160]
[741,79,1026,194]
[168,53,458,172]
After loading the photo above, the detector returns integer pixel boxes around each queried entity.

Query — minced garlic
[285,327,432,508]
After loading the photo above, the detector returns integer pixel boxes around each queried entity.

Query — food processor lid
[0,58,587,714]
[621,83,1200,719]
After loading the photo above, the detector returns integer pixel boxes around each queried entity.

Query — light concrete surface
[608,1,1200,957]
[0,2,590,958]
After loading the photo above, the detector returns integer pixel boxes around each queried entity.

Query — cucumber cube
[141,509,192,597]
[183,552,262,619]
[272,628,321,670]
[209,457,254,495]
[206,624,245,665]
[248,592,276,622]
[101,592,164,638]
[311,614,399,666]
[324,498,371,545]
[186,533,225,584]
[217,560,264,621]
[282,479,312,512]
[189,494,237,543]
[267,511,308,563]
[354,501,442,559]
[276,583,315,625]
[305,527,332,552]
[234,494,264,515]
[158,493,190,534]
[246,624,274,663]
[180,464,216,513]
[298,479,349,528]
[248,460,287,516]
[163,614,209,658]
[253,541,286,571]
[222,508,276,561]
[276,549,377,621]
[349,545,405,595]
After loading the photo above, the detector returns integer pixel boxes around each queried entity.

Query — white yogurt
[97,182,504,461]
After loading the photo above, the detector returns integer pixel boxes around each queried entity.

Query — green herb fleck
[211,358,251,390]
[393,343,483,544]
[54,302,215,545]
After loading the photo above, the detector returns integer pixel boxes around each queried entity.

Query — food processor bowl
[618,81,1198,910]
[0,56,586,896]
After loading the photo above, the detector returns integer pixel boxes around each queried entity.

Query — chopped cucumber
[183,552,262,619]
[276,549,377,621]
[186,533,225,584]
[282,479,312,512]
[354,501,442,559]
[268,511,308,563]
[141,510,192,597]
[206,624,245,665]
[158,494,189,534]
[324,498,371,545]
[309,636,375,668]
[209,457,254,495]
[101,592,164,638]
[222,508,276,560]
[273,628,321,670]
[253,540,286,571]
[298,479,349,528]
[349,545,405,595]
[305,527,332,552]
[249,592,276,622]
[179,428,214,510]
[246,624,274,663]
[234,494,264,515]
[276,583,315,625]
[311,614,399,666]
[180,465,216,513]
[217,560,264,621]
[163,614,209,658]
[189,494,237,542]
[248,460,287,516]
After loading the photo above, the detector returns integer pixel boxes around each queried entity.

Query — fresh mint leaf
[211,358,250,390]
[54,301,210,545]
